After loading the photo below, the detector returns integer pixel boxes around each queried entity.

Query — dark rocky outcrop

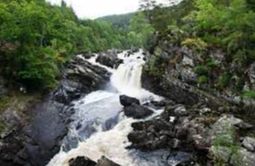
[126,48,139,56]
[142,44,233,109]
[119,95,140,107]
[123,103,153,119]
[54,55,111,104]
[96,50,123,68]
[78,52,95,59]
[68,156,120,166]
[127,100,255,165]
[69,156,96,166]
[97,156,120,166]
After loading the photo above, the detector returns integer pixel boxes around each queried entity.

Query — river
[47,50,186,166]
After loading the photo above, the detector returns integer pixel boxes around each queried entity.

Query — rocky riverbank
[0,47,255,166]
[124,42,255,165]
[0,50,122,166]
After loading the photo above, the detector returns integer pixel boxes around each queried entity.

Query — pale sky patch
[47,0,181,19]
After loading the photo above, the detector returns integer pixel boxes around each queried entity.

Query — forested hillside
[142,0,255,98]
[97,12,135,30]
[0,0,154,91]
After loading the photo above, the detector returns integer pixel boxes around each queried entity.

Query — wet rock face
[123,103,153,119]
[127,104,197,151]
[97,156,120,166]
[142,73,200,106]
[68,156,120,166]
[96,50,123,69]
[142,44,234,109]
[119,95,140,107]
[69,156,96,166]
[54,55,111,104]
[248,62,255,89]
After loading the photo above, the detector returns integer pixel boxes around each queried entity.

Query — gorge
[1,0,255,166]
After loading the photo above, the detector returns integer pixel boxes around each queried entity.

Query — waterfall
[47,50,173,166]
[111,50,144,92]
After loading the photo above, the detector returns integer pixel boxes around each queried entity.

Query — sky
[47,0,180,19]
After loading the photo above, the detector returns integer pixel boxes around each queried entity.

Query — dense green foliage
[127,12,154,48]
[98,12,155,48]
[141,0,255,94]
[97,12,135,30]
[0,0,151,90]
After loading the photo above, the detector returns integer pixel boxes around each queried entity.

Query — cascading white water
[47,50,185,166]
[111,50,144,91]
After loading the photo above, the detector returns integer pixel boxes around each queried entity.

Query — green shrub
[0,96,10,112]
[242,90,255,99]
[194,65,209,75]
[181,37,208,50]
[206,59,218,69]
[197,75,208,84]
[217,73,231,89]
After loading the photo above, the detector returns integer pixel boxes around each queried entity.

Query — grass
[0,96,11,113]
[242,90,255,100]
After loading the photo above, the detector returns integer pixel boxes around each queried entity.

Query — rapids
[47,50,186,166]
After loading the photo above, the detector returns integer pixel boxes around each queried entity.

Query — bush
[194,65,209,75]
[242,90,255,99]
[197,75,208,84]
[181,37,207,51]
[217,73,232,89]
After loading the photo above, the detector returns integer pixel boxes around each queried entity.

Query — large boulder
[69,156,96,166]
[97,156,120,166]
[96,51,123,69]
[242,137,255,152]
[54,55,111,104]
[124,103,153,119]
[68,156,120,166]
[209,115,255,166]
[119,95,140,107]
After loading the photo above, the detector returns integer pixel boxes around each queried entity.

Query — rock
[165,105,188,117]
[96,51,123,68]
[149,99,175,108]
[230,148,255,166]
[124,103,153,119]
[142,74,200,106]
[97,156,120,166]
[211,115,252,136]
[242,137,255,152]
[119,95,140,107]
[0,76,7,97]
[126,48,139,56]
[54,57,110,104]
[248,62,255,89]
[209,115,255,166]
[69,156,96,166]
[210,146,232,163]
[68,156,120,166]
[142,44,231,109]
[83,53,95,59]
